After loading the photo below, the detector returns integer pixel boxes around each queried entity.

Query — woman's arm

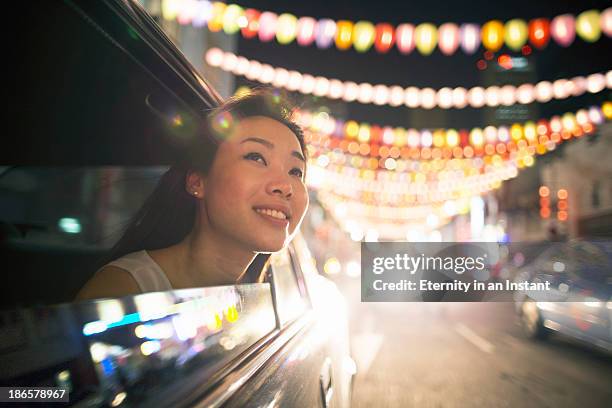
[75,266,141,300]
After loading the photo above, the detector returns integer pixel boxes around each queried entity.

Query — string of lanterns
[163,1,611,55]
[304,103,609,235]
[298,103,610,161]
[207,49,611,108]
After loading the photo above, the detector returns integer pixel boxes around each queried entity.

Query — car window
[0,285,276,407]
[0,166,167,308]
[269,249,308,326]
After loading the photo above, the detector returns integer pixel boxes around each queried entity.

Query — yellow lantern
[446,129,459,147]
[353,21,376,52]
[576,10,601,42]
[335,21,354,50]
[345,121,359,138]
[276,13,298,44]
[415,23,438,55]
[504,19,528,51]
[523,121,537,142]
[161,0,180,21]
[222,4,244,34]
[482,20,504,51]
[511,123,524,140]
[469,128,484,147]
[208,2,226,33]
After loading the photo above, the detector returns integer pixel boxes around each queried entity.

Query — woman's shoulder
[75,263,141,301]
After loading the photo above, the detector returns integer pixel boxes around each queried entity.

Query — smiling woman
[76,89,309,300]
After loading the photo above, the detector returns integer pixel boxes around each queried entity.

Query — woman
[76,89,309,299]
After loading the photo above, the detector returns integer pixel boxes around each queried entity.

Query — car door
[216,245,351,408]
[561,242,612,349]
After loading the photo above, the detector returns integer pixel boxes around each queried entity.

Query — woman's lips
[254,209,289,228]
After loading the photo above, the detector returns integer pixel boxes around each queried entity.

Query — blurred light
[557,189,568,199]
[276,13,298,44]
[59,217,81,234]
[324,257,341,275]
[396,23,416,54]
[140,340,161,356]
[415,23,438,55]
[346,261,361,278]
[365,229,379,242]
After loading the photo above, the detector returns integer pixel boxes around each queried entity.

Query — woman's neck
[160,227,255,288]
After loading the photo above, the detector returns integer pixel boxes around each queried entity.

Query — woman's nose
[266,174,293,198]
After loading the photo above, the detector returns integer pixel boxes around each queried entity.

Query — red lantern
[528,19,550,48]
[241,9,260,39]
[374,23,395,53]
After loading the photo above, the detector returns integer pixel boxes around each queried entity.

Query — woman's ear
[185,171,205,198]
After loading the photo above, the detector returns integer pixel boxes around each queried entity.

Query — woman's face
[195,115,309,253]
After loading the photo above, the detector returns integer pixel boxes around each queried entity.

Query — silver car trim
[193,311,314,408]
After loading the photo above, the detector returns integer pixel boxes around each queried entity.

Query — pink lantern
[551,14,575,47]
[460,24,480,54]
[602,8,612,37]
[258,12,278,42]
[395,23,416,54]
[438,23,460,55]
[296,17,317,46]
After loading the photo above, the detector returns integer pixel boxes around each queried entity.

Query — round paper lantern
[315,19,337,49]
[192,1,213,27]
[550,14,575,47]
[374,23,395,53]
[528,19,550,48]
[207,2,226,32]
[353,21,376,52]
[504,19,528,51]
[296,17,317,46]
[258,12,278,42]
[482,20,504,51]
[276,13,297,44]
[602,8,612,37]
[415,23,438,55]
[396,23,416,54]
[576,10,601,42]
[438,23,460,55]
[241,9,261,39]
[335,20,354,50]
[222,4,244,34]
[460,24,481,54]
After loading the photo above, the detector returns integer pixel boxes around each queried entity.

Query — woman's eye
[290,168,304,178]
[244,152,267,165]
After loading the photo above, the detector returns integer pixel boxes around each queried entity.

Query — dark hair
[101,88,306,271]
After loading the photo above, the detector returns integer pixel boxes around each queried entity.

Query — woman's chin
[254,239,286,253]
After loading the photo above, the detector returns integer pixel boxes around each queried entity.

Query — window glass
[269,249,307,325]
[0,285,276,407]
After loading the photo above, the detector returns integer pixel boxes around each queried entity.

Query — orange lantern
[482,20,504,51]
[335,20,354,50]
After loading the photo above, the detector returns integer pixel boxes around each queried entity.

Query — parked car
[1,1,354,406]
[514,240,612,353]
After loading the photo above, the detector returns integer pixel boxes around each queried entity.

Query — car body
[1,1,353,406]
[513,240,612,353]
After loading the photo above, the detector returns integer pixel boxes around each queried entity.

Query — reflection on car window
[269,249,307,325]
[0,167,166,248]
[0,285,276,407]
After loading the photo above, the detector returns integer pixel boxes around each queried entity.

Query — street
[346,295,612,407]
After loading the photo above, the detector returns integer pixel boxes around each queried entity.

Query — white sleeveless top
[105,250,173,293]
